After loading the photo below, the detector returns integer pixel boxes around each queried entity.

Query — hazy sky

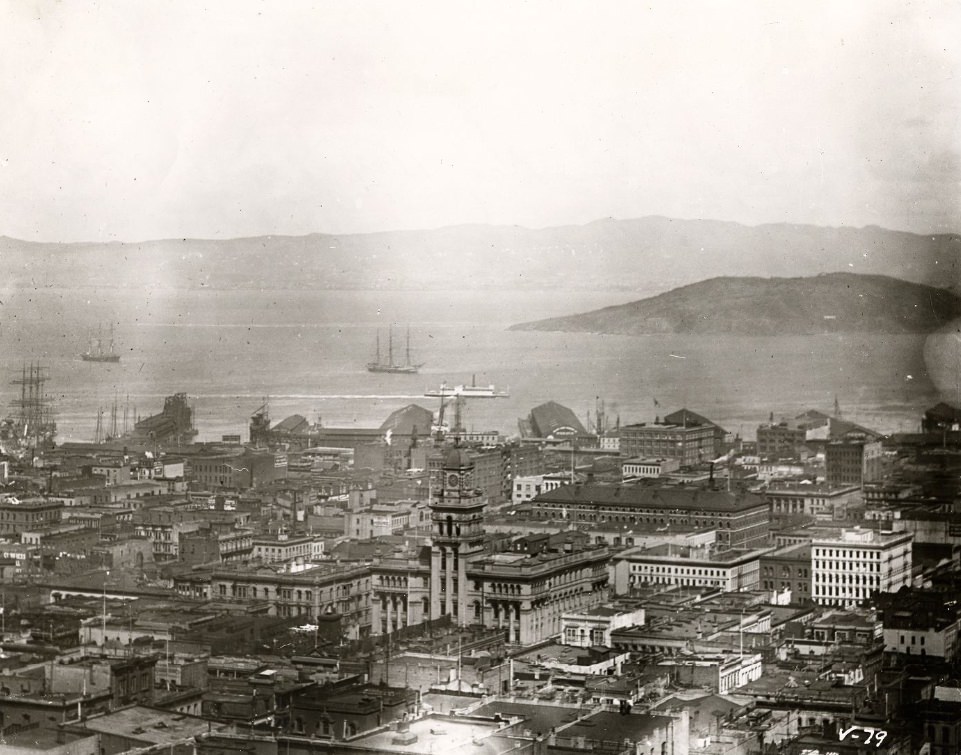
[1,1,958,242]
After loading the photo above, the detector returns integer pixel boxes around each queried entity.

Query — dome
[443,446,472,470]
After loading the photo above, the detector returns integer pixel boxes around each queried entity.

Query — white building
[621,457,681,479]
[811,527,912,608]
[610,543,773,594]
[252,533,315,564]
[511,472,572,505]
[561,605,646,647]
[766,483,861,521]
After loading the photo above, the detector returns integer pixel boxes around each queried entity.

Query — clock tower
[429,446,486,623]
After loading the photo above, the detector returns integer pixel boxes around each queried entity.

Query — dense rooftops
[535,483,767,512]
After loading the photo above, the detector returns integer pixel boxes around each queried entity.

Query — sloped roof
[379,404,434,436]
[662,408,725,434]
[273,414,309,434]
[528,401,587,438]
[926,402,961,422]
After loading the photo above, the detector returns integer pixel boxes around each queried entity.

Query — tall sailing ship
[82,325,121,363]
[367,326,423,374]
[0,363,57,453]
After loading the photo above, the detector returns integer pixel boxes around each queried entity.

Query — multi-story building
[0,497,63,536]
[370,549,431,636]
[825,438,883,486]
[621,457,681,479]
[611,543,772,593]
[90,459,132,486]
[756,421,807,459]
[759,543,812,603]
[179,527,253,565]
[511,472,571,504]
[878,588,961,662]
[209,562,372,639]
[811,527,912,608]
[561,606,645,648]
[619,422,717,466]
[252,533,315,564]
[765,483,861,522]
[531,483,770,549]
[132,507,205,561]
[466,534,610,645]
[346,504,415,540]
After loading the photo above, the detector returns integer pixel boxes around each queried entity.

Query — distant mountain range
[509,273,961,336]
[2,217,958,293]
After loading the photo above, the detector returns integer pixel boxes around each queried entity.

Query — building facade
[812,528,912,608]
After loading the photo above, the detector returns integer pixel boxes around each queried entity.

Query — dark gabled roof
[528,401,587,438]
[662,408,725,434]
[534,483,766,512]
[926,402,961,422]
[379,404,434,436]
[273,414,309,434]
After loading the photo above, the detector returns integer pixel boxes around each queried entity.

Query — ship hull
[81,354,121,363]
[367,363,422,374]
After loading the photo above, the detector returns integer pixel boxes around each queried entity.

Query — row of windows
[813,549,881,559]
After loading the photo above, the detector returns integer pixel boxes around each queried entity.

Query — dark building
[758,543,812,603]
[619,421,717,465]
[519,401,588,440]
[532,483,770,549]
[287,679,417,739]
[922,402,961,433]
[825,438,883,486]
[130,392,198,447]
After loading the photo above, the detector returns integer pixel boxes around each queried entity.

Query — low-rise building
[611,543,772,594]
[621,457,681,479]
[561,605,645,647]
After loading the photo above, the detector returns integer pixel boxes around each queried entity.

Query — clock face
[446,473,460,489]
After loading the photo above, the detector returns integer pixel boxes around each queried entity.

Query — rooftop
[80,705,229,744]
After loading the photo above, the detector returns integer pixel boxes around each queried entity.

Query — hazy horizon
[2,2,958,244]
[2,213,959,247]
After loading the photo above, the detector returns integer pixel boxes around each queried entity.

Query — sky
[0,1,958,242]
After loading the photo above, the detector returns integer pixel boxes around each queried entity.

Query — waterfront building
[518,401,588,440]
[619,421,716,466]
[662,408,728,448]
[811,527,912,608]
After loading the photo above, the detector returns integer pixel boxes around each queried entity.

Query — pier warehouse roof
[525,401,587,438]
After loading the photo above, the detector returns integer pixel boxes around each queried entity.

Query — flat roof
[81,706,228,744]
[347,713,511,754]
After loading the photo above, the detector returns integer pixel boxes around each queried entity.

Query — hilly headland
[509,273,961,336]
